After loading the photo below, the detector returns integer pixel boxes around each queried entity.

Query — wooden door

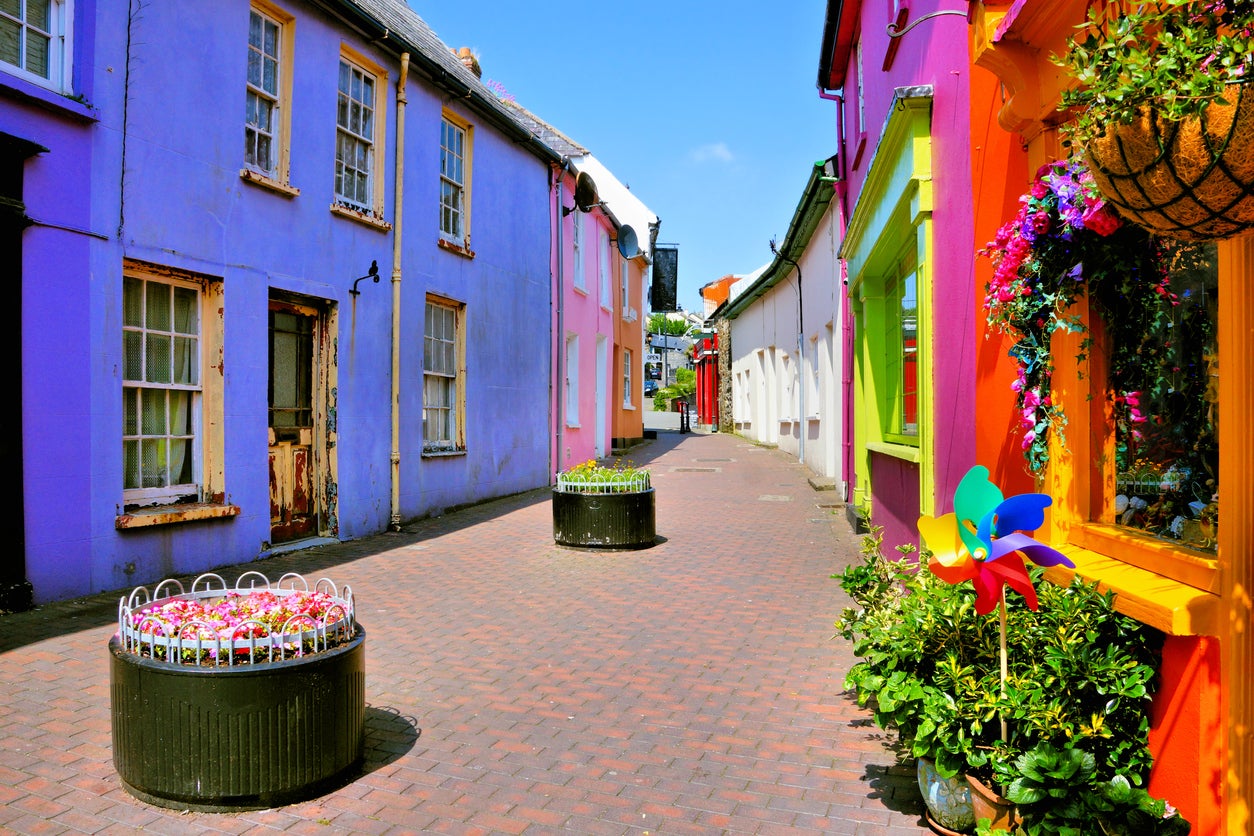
[268,299,320,543]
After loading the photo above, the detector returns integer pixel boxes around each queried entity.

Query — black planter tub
[109,572,365,812]
[552,487,656,549]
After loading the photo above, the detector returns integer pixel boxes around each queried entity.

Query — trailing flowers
[981,160,1176,472]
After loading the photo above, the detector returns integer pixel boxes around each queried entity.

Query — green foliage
[1054,0,1254,149]
[647,312,692,337]
[556,458,650,494]
[675,367,695,386]
[835,527,1187,831]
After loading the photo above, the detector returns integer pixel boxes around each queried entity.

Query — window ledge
[0,74,98,123]
[421,448,466,459]
[330,203,392,231]
[438,238,475,259]
[116,502,241,530]
[1043,546,1221,637]
[573,285,588,296]
[866,440,920,463]
[240,169,301,197]
[623,403,636,411]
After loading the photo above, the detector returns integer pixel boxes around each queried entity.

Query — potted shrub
[836,469,1188,834]
[552,458,655,549]
[1055,1,1254,240]
[109,571,365,811]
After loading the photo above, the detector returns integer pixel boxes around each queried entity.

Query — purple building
[4,0,575,604]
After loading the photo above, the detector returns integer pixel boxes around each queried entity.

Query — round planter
[1085,83,1254,241]
[917,757,975,834]
[966,773,1018,832]
[109,625,365,811]
[552,488,656,550]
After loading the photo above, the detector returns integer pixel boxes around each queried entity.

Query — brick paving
[0,430,930,835]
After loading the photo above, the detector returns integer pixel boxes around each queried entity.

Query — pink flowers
[132,589,344,643]
[1081,200,1121,236]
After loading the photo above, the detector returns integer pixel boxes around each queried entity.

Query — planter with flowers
[1056,1,1254,240]
[552,459,655,549]
[109,571,365,811]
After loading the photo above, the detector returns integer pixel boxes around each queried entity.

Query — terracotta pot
[965,773,1018,831]
[1085,83,1254,241]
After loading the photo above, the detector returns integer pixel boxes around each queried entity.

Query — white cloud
[689,142,735,164]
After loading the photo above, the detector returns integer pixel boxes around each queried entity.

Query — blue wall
[13,0,554,602]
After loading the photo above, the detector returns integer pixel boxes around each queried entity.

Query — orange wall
[969,63,1033,497]
[1147,636,1224,833]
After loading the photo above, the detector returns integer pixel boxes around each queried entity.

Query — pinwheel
[917,465,1074,615]
[918,465,1075,741]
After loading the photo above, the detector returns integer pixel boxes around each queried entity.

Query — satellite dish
[617,225,638,258]
[573,171,599,212]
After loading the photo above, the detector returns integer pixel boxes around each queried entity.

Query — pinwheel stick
[999,588,1009,742]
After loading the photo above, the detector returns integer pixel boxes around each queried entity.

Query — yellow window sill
[866,440,920,463]
[1043,544,1220,637]
[116,502,241,529]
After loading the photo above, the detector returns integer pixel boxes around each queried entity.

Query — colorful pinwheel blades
[918,466,1075,614]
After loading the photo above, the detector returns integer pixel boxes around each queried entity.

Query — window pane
[146,334,171,383]
[123,388,138,435]
[0,0,21,18]
[249,11,262,48]
[173,286,198,333]
[173,337,197,385]
[170,390,193,434]
[263,20,277,58]
[26,30,48,77]
[247,47,261,87]
[169,439,193,484]
[263,56,276,95]
[123,277,144,326]
[27,0,49,31]
[141,388,167,435]
[123,440,139,490]
[141,439,166,487]
[901,270,918,434]
[123,332,143,380]
[145,282,170,330]
[0,20,19,68]
[1113,241,1219,552]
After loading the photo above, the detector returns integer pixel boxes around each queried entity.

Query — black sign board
[651,244,678,312]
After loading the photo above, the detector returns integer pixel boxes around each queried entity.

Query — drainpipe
[553,162,566,482]
[389,52,409,531]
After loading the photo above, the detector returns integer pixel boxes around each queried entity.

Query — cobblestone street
[0,429,929,834]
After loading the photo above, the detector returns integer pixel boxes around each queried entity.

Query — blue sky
[414,2,836,315]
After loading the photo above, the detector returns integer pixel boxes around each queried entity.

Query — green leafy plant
[979,744,1190,835]
[1054,0,1254,150]
[835,527,1188,831]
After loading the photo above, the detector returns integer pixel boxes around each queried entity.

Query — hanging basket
[1084,82,1254,241]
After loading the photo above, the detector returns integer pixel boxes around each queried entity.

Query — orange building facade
[969,3,1247,832]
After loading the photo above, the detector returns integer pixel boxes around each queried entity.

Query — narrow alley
[0,427,929,835]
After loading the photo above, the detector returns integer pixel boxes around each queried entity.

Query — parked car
[644,379,658,396]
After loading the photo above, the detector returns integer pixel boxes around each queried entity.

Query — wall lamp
[349,260,380,297]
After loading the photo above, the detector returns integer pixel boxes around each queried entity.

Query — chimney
[454,47,482,78]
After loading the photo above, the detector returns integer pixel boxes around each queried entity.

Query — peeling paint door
[268,299,321,544]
